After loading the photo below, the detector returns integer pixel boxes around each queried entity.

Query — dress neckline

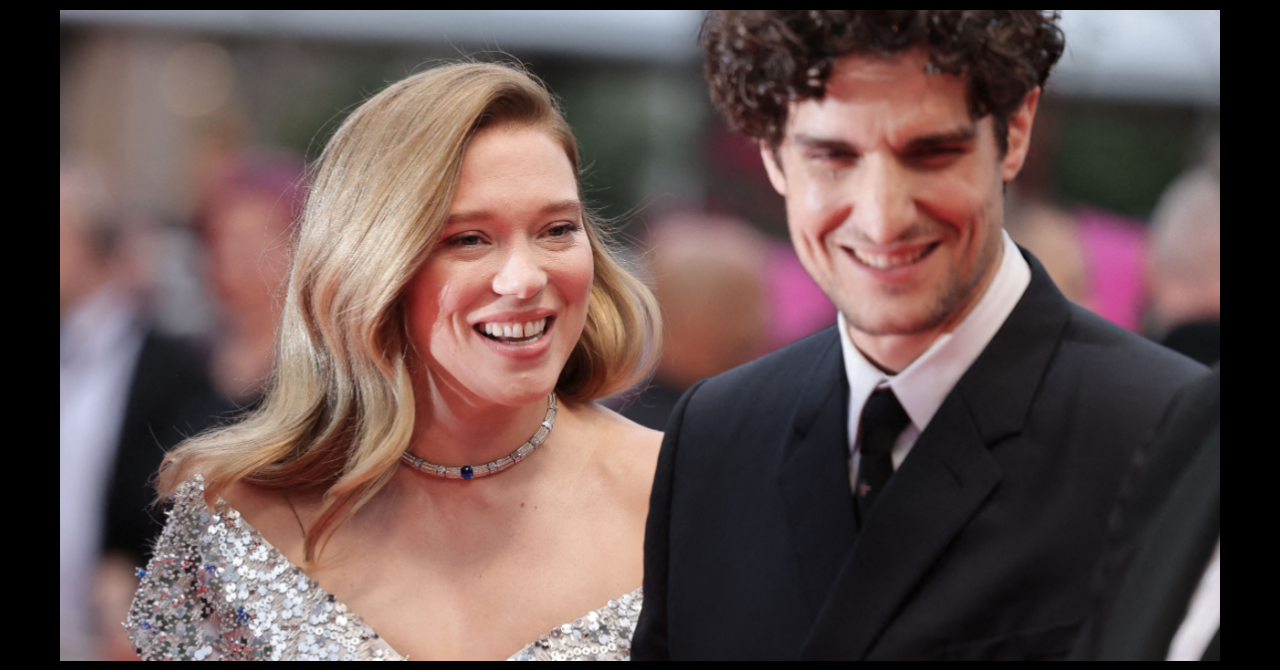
[208,492,641,660]
[206,496,407,657]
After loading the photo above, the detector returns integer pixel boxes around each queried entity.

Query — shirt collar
[839,230,1031,436]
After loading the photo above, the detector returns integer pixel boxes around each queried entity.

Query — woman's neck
[408,379,553,468]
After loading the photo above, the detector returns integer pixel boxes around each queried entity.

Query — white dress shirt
[60,287,145,648]
[1166,539,1221,661]
[840,231,1031,489]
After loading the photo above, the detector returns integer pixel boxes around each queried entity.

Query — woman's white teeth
[481,318,547,341]
[853,246,931,269]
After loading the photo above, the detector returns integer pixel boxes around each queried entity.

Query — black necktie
[855,389,910,527]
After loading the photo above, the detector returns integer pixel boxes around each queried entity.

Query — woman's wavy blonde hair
[160,62,660,562]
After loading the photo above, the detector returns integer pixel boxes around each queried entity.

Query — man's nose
[492,241,547,299]
[850,154,915,244]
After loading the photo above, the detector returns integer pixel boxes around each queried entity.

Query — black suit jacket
[1073,366,1220,660]
[633,250,1207,660]
[102,329,227,564]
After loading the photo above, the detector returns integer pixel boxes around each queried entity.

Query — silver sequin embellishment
[507,590,642,661]
[124,475,642,661]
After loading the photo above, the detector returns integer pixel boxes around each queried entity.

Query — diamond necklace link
[399,393,557,481]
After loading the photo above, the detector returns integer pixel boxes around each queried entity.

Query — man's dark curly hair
[701,10,1065,155]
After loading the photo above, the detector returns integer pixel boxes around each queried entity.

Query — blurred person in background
[1146,152,1220,365]
[1004,189,1152,335]
[622,213,770,430]
[126,62,662,660]
[1005,198,1091,310]
[1073,365,1220,660]
[1007,196,1157,336]
[197,151,307,404]
[60,160,222,660]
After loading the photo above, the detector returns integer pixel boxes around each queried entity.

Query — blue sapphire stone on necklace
[398,392,556,481]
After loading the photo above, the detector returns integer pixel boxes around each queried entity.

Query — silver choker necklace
[399,393,557,481]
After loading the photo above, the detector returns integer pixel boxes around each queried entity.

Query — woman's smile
[476,317,549,343]
[472,314,558,360]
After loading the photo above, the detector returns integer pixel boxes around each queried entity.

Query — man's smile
[846,242,940,270]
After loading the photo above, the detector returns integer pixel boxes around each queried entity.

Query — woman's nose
[492,241,547,299]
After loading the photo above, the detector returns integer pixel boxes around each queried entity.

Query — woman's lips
[473,316,556,358]
[476,316,549,342]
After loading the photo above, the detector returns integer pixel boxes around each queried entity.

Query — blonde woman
[125,63,661,661]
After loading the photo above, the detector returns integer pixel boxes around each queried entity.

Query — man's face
[763,48,1036,341]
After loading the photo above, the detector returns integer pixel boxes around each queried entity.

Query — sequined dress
[125,476,643,661]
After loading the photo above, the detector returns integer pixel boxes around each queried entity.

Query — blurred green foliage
[226,40,707,236]
[1048,99,1218,219]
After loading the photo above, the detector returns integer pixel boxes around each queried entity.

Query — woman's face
[405,125,593,407]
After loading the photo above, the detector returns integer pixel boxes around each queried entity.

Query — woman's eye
[449,234,484,247]
[546,223,581,238]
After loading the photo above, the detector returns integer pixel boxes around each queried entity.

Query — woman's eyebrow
[447,199,582,225]
[540,199,583,218]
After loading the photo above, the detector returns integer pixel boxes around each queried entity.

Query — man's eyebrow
[446,199,582,225]
[790,126,976,154]
[905,125,977,149]
[792,134,860,153]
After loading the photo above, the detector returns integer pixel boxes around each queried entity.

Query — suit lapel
[800,397,1003,659]
[776,331,857,618]
[954,248,1072,444]
[800,249,1073,659]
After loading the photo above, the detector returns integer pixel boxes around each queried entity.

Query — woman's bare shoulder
[219,478,312,563]
[578,402,662,498]
[584,400,661,448]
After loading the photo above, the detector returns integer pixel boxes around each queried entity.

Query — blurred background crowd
[59,10,1220,660]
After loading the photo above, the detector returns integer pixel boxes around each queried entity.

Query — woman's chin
[425,359,563,410]
[478,381,559,408]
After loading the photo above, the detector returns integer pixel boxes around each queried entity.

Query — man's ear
[760,142,789,197]
[1001,87,1041,183]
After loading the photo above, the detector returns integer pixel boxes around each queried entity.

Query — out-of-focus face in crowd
[1147,168,1220,330]
[198,154,304,400]
[762,48,1036,352]
[203,188,293,332]
[645,214,769,390]
[404,125,595,408]
[60,167,110,315]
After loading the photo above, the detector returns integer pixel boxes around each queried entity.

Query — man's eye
[913,146,966,162]
[813,150,855,162]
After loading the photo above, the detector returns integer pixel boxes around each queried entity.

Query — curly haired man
[634,11,1207,660]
